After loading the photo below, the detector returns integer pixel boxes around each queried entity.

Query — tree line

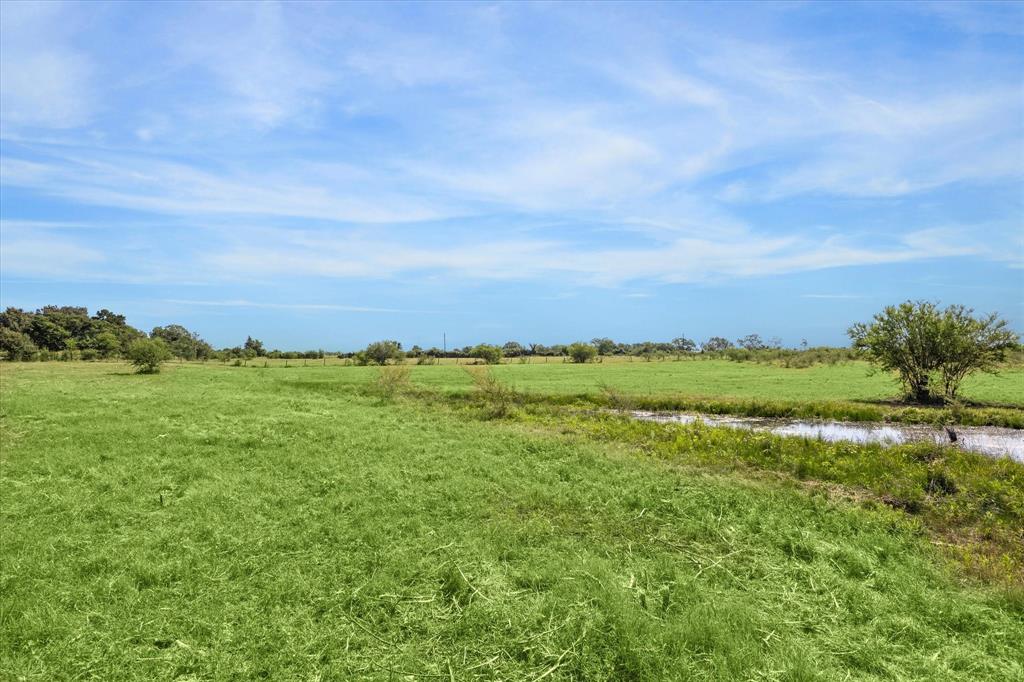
[0,306,300,363]
[1,302,1018,404]
[0,306,801,364]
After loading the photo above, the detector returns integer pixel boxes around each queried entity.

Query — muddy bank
[629,411,1024,462]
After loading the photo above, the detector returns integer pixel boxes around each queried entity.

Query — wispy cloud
[163,299,432,314]
[0,1,1021,343]
[0,2,95,130]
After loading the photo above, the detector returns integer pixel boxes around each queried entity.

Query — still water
[629,411,1024,462]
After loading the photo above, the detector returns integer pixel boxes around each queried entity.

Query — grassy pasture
[2,362,1023,680]
[178,358,1024,406]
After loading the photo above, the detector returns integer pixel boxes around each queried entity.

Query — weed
[466,366,519,418]
[374,363,412,401]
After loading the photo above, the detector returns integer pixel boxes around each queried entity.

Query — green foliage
[29,316,70,350]
[466,366,519,418]
[671,336,697,353]
[92,331,121,359]
[0,328,37,361]
[127,338,171,374]
[702,336,733,352]
[850,301,1018,403]
[736,333,767,351]
[244,336,265,357]
[567,341,598,363]
[358,340,404,365]
[374,364,412,400]
[501,341,525,357]
[522,408,1024,584]
[0,305,146,357]
[151,324,213,360]
[470,343,503,365]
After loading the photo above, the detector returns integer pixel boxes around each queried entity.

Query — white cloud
[166,1,332,129]
[0,2,95,129]
[199,225,984,287]
[0,237,105,278]
[163,299,428,314]
[0,153,454,223]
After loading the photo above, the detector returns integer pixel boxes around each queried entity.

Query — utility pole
[443,332,446,355]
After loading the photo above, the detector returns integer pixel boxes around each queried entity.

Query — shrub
[466,367,518,418]
[0,328,37,361]
[375,364,411,400]
[567,342,597,363]
[470,344,503,365]
[360,340,404,365]
[93,332,121,359]
[849,301,1017,402]
[127,338,171,374]
[80,349,99,361]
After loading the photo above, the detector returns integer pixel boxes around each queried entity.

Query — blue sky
[1,1,1022,350]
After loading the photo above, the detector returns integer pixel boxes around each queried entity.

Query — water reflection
[630,411,1024,462]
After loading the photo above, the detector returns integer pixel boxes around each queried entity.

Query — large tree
[848,301,1018,403]
[152,324,213,360]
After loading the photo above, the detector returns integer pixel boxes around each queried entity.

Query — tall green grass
[2,363,1022,679]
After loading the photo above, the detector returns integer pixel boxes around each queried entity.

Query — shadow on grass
[857,397,1024,410]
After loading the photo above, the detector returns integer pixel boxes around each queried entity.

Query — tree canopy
[849,301,1018,403]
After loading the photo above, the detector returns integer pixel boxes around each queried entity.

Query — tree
[0,328,36,361]
[935,305,1017,400]
[152,324,212,360]
[591,338,617,356]
[502,341,525,358]
[0,307,30,333]
[848,301,1018,403]
[28,317,69,351]
[567,342,597,363]
[471,344,503,365]
[671,336,696,353]
[737,334,766,351]
[93,332,121,359]
[244,336,266,357]
[127,338,171,374]
[701,336,733,353]
[92,309,126,326]
[361,340,403,365]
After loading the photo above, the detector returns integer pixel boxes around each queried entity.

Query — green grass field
[213,357,1024,406]
[2,362,1023,680]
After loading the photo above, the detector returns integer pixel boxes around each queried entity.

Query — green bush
[127,338,171,374]
[567,342,597,363]
[358,340,404,365]
[374,364,412,401]
[470,344,503,365]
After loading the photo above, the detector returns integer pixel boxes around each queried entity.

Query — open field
[2,362,1023,680]
[153,358,1024,406]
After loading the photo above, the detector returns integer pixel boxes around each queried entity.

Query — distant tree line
[0,306,333,364]
[343,334,865,366]
[5,303,1018,398]
[0,306,146,361]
